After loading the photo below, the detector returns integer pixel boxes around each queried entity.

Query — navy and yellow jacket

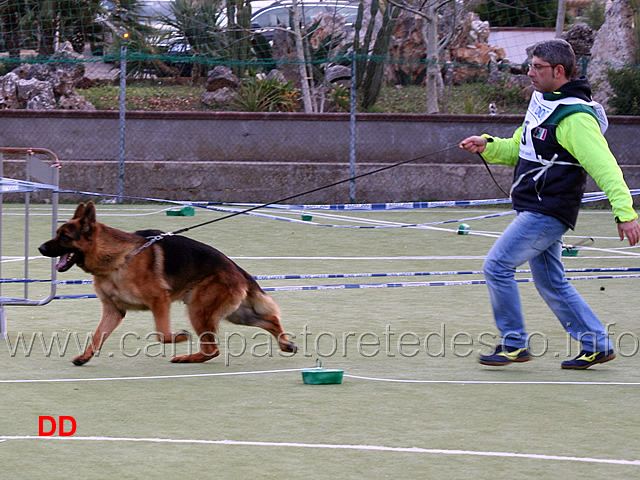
[480,78,637,229]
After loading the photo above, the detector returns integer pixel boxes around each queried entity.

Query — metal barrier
[0,148,61,339]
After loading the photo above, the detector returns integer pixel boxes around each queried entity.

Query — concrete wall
[1,110,639,205]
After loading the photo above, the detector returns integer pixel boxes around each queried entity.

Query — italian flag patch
[532,127,548,141]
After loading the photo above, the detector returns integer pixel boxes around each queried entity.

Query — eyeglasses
[523,63,560,73]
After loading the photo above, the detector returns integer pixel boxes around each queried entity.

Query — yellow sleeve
[557,113,638,223]
[479,128,522,167]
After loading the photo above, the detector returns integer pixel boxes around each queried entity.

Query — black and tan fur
[38,202,297,366]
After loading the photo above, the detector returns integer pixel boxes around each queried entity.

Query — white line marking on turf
[0,436,638,466]
[1,256,43,263]
[343,375,640,386]
[0,370,638,386]
[0,368,306,383]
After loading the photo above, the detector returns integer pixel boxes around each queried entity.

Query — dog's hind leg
[72,302,125,366]
[170,284,239,363]
[227,292,297,354]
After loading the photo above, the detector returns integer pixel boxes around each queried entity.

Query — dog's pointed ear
[73,202,96,236]
[72,202,86,219]
[83,201,96,224]
[77,201,96,236]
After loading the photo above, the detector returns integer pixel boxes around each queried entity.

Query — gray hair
[531,39,576,79]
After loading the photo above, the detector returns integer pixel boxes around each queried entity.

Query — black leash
[562,236,594,251]
[477,153,511,198]
[129,139,514,258]
[128,143,461,257]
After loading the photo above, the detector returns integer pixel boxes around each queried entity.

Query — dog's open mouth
[56,252,77,272]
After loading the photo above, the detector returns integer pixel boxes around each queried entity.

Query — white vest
[519,91,608,163]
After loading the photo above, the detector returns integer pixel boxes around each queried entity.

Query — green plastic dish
[301,359,344,384]
[166,206,195,216]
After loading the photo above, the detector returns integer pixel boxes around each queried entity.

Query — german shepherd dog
[38,202,297,366]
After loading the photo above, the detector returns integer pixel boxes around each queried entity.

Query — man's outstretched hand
[459,136,488,154]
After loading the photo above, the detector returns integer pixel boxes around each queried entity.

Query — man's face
[527,55,566,93]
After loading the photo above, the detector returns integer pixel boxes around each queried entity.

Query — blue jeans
[483,211,613,353]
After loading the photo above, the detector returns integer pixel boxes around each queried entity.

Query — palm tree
[0,0,149,57]
[18,0,104,56]
[161,0,257,77]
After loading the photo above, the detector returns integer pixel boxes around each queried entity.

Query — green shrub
[329,85,351,112]
[445,78,528,114]
[230,74,299,112]
[475,0,557,28]
[607,66,640,116]
[0,61,13,76]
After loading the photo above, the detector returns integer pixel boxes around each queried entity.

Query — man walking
[459,39,640,369]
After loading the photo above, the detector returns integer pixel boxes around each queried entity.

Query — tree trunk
[424,6,440,114]
[291,0,314,112]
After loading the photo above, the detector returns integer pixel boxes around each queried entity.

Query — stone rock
[27,42,86,88]
[52,71,76,97]
[325,65,351,85]
[310,12,347,49]
[504,74,534,102]
[470,18,490,44]
[16,78,53,102]
[205,66,240,92]
[486,69,506,86]
[271,28,299,87]
[200,87,235,106]
[387,11,428,85]
[454,43,506,66]
[0,41,94,110]
[561,22,595,58]
[0,72,21,109]
[587,0,636,109]
[451,43,507,84]
[57,92,96,110]
[265,69,286,82]
[74,77,95,89]
[451,12,490,49]
[26,93,56,110]
[477,67,532,102]
[386,10,500,87]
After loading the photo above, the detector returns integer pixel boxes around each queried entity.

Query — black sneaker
[478,345,531,366]
[561,350,616,370]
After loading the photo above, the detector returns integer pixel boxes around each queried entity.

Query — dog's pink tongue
[56,253,71,271]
